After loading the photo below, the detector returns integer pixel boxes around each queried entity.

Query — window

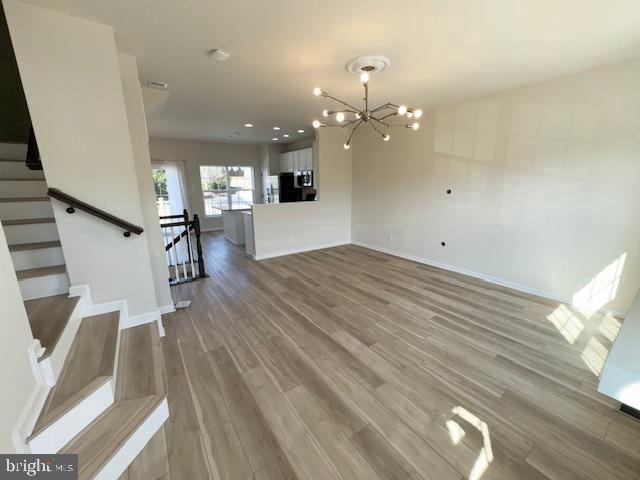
[152,167,171,217]
[200,165,254,216]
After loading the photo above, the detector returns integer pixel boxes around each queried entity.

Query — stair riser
[0,143,27,160]
[0,162,46,179]
[3,223,60,244]
[0,180,47,198]
[11,247,65,271]
[19,273,70,301]
[28,381,114,454]
[0,201,53,221]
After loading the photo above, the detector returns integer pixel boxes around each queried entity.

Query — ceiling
[19,0,640,144]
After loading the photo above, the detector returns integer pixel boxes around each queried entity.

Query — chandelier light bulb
[411,122,420,130]
[322,109,329,117]
[398,105,407,116]
[407,111,414,118]
[313,87,322,96]
[360,71,370,83]
[414,109,423,118]
[336,112,345,122]
[355,112,361,119]
[383,134,390,142]
[343,142,350,150]
[312,120,321,129]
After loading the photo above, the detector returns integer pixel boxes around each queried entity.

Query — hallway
[140,233,640,480]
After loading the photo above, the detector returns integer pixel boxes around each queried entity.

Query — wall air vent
[146,80,168,90]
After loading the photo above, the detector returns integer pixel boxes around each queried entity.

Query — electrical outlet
[288,234,295,243]
[578,275,591,287]
[388,233,394,243]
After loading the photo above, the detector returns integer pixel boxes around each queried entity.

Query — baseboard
[158,304,175,315]
[12,375,50,453]
[201,227,223,233]
[71,284,166,331]
[254,241,350,260]
[351,241,626,317]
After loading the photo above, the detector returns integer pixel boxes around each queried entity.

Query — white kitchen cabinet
[279,148,312,173]
[279,151,294,172]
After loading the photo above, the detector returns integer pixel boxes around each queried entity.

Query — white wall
[119,53,173,311]
[149,137,263,231]
[352,59,640,314]
[0,226,36,452]
[252,128,351,259]
[599,288,640,409]
[4,0,159,316]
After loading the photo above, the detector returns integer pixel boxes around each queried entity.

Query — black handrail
[48,187,144,237]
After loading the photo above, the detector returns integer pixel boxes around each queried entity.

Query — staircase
[1,142,168,479]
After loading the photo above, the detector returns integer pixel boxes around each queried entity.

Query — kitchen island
[221,208,251,245]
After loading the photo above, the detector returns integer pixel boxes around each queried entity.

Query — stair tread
[30,312,120,439]
[60,323,166,479]
[0,196,49,203]
[3,217,55,226]
[16,264,66,280]
[0,158,25,163]
[24,294,80,361]
[8,240,61,252]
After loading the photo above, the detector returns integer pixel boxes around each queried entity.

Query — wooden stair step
[0,196,49,203]
[24,294,80,361]
[16,264,66,280]
[29,312,120,440]
[3,217,55,226]
[61,323,167,479]
[8,240,61,252]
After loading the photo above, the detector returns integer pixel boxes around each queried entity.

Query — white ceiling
[19,0,640,144]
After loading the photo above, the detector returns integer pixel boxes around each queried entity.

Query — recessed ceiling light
[283,134,290,138]
[209,48,230,61]
[297,129,305,133]
[273,126,280,131]
[244,123,254,128]
[272,137,279,141]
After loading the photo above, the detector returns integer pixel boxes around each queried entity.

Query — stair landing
[24,294,80,360]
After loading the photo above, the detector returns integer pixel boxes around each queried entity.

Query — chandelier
[311,59,422,150]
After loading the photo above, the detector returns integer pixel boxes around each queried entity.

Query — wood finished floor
[153,233,640,480]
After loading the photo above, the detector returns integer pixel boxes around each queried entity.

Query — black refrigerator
[279,173,298,202]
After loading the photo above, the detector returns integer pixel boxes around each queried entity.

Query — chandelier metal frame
[312,66,422,149]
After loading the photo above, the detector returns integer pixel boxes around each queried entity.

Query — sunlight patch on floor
[581,337,609,376]
[449,406,493,480]
[598,313,622,342]
[546,304,584,344]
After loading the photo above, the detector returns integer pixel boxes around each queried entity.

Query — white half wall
[149,137,263,231]
[252,128,352,259]
[4,0,159,316]
[352,59,640,314]
[119,53,173,310]
[0,226,37,452]
[599,288,640,409]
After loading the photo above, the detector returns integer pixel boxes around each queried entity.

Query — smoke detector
[345,55,391,77]
[209,49,231,61]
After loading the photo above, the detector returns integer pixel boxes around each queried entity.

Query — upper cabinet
[280,151,294,172]
[280,147,313,173]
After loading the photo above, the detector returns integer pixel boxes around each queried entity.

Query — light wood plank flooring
[149,233,639,480]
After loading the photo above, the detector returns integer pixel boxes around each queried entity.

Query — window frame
[199,165,255,217]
